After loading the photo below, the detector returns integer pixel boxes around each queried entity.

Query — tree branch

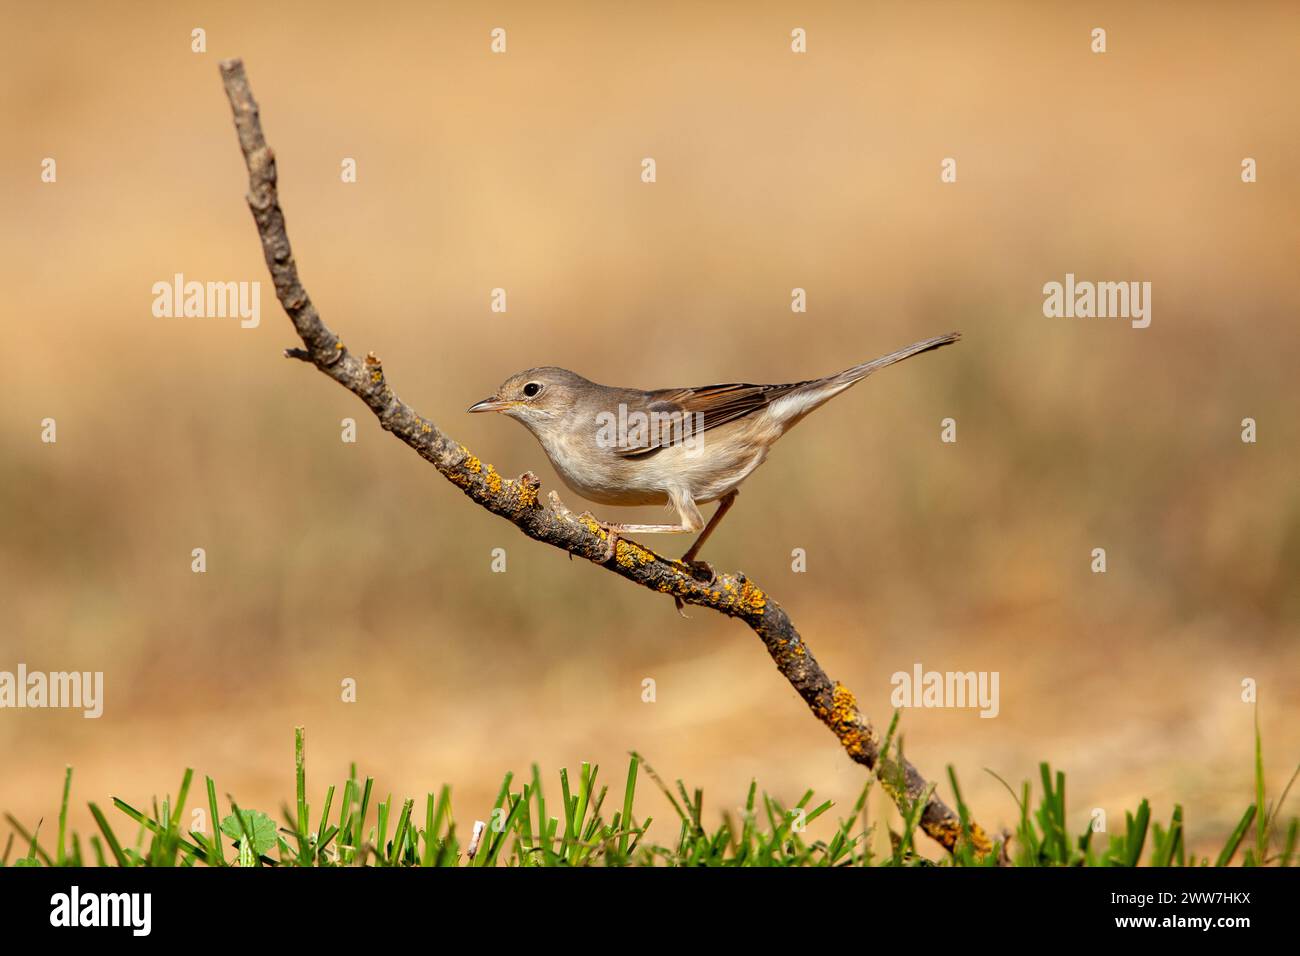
[217,58,992,858]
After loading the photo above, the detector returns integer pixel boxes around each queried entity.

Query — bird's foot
[672,558,716,617]
[581,518,619,564]
[679,558,717,585]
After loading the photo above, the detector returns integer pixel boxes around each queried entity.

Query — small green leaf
[220,810,277,857]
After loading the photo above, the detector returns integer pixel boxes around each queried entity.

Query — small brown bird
[470,332,959,571]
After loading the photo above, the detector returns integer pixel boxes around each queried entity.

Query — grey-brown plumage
[469,332,959,564]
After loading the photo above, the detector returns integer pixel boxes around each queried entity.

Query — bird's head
[467,367,591,429]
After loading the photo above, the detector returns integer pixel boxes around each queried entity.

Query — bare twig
[217,58,992,857]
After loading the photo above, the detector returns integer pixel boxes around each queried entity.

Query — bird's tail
[826,331,961,387]
[767,331,961,428]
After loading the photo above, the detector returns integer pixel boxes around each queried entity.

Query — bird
[469,331,959,576]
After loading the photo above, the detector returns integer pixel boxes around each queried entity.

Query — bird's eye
[522,382,542,397]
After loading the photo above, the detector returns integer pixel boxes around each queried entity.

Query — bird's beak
[467,396,510,413]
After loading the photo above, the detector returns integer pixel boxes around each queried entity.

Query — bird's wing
[614,380,810,457]
[612,333,962,457]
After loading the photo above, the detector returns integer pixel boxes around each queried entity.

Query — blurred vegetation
[5,725,1295,867]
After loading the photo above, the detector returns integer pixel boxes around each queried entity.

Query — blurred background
[2,0,1297,860]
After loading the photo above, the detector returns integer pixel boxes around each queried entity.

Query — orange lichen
[615,540,654,568]
[515,479,538,508]
[926,815,994,855]
[966,824,995,854]
[827,683,873,759]
[736,579,766,614]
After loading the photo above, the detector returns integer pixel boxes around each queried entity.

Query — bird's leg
[589,491,705,566]
[598,524,619,564]
[678,490,738,583]
[590,520,698,564]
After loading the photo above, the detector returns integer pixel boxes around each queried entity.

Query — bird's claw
[680,558,717,585]
[673,558,715,616]
[593,522,619,564]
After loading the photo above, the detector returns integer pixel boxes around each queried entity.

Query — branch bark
[217,58,993,858]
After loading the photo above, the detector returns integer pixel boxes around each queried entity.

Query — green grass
[4,718,1296,867]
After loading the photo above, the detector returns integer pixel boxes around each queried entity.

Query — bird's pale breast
[538,411,774,506]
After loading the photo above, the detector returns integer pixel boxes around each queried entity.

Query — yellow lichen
[736,580,766,614]
[615,540,654,568]
[827,683,872,758]
[966,824,994,854]
[516,480,538,508]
